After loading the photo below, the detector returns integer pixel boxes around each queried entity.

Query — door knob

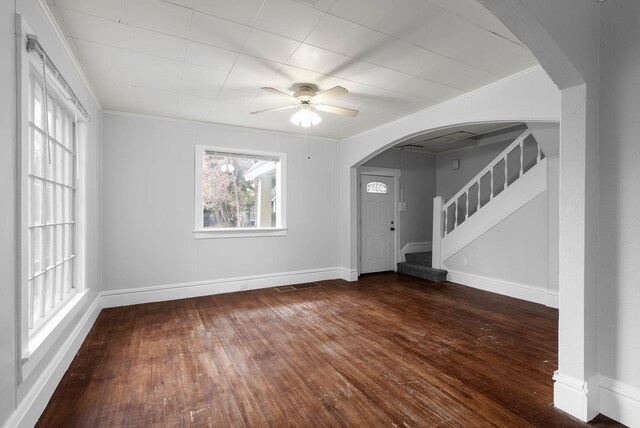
[390,227,395,231]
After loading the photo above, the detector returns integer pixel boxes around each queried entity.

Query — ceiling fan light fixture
[290,106,322,128]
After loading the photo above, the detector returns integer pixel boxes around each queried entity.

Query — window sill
[22,289,88,381]
[194,227,288,239]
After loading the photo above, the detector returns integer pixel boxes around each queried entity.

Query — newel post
[432,196,444,269]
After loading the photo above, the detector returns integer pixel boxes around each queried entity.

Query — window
[27,73,79,334]
[366,181,388,194]
[194,146,286,238]
[18,29,90,373]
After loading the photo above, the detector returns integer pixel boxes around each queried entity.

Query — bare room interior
[1,0,639,427]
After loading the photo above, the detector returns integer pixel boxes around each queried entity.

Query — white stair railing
[431,129,543,268]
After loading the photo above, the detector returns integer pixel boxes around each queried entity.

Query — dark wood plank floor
[38,273,622,427]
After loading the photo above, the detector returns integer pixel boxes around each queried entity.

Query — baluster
[454,201,458,227]
[504,156,508,190]
[465,190,469,220]
[477,181,480,212]
[537,144,541,163]
[519,140,524,177]
[442,209,447,237]
[489,170,494,201]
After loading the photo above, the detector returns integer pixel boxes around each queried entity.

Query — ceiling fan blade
[315,104,359,117]
[312,86,348,102]
[250,105,299,115]
[261,87,298,101]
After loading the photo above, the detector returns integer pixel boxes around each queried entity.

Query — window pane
[45,140,54,180]
[33,131,43,177]
[45,182,54,223]
[32,227,42,274]
[56,225,63,263]
[64,224,72,258]
[55,107,62,142]
[65,151,72,186]
[63,261,71,293]
[31,178,42,226]
[64,114,71,148]
[56,185,63,223]
[47,96,54,135]
[45,271,54,309]
[201,152,279,229]
[32,276,42,324]
[63,188,70,222]
[56,145,63,183]
[45,226,54,269]
[27,279,34,329]
[366,181,388,194]
[28,229,33,277]
[33,81,43,129]
[55,266,63,302]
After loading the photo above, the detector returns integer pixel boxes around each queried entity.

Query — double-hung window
[194,146,286,238]
[19,29,90,374]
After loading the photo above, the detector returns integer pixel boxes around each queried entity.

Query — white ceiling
[394,122,526,153]
[45,0,538,139]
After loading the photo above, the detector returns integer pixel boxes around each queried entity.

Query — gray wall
[101,113,340,291]
[0,0,102,425]
[0,1,17,422]
[362,150,436,246]
[599,0,640,392]
[435,142,510,201]
[445,191,549,289]
[435,141,559,294]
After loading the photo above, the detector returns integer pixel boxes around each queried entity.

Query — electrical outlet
[463,258,468,266]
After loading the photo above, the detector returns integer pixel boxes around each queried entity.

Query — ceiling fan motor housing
[293,85,317,101]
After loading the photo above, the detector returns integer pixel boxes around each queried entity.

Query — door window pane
[366,181,388,194]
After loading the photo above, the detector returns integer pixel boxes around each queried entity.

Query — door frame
[357,166,402,276]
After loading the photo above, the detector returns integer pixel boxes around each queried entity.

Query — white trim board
[553,372,640,426]
[599,375,640,427]
[401,241,432,262]
[553,372,600,422]
[101,267,344,308]
[4,296,102,428]
[446,270,559,308]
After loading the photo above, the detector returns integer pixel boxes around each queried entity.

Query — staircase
[398,127,547,284]
[431,128,546,269]
[397,252,448,282]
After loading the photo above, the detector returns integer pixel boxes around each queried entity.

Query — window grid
[27,74,77,332]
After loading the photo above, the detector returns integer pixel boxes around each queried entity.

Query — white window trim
[194,145,287,238]
[16,16,88,380]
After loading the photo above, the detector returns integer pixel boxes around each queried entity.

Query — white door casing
[360,174,396,273]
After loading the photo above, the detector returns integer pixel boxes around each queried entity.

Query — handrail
[442,129,541,235]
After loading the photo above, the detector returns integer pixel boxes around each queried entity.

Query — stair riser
[397,262,447,283]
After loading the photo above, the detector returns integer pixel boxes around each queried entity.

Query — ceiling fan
[250,84,359,128]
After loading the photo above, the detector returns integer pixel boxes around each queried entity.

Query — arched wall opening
[339,0,599,422]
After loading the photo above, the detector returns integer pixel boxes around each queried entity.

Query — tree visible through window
[201,151,279,229]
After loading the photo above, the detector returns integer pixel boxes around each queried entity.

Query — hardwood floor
[38,273,622,427]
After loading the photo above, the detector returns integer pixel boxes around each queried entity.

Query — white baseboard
[552,371,600,422]
[401,241,432,262]
[446,270,559,308]
[340,268,358,282]
[102,267,345,308]
[4,296,102,428]
[599,375,640,427]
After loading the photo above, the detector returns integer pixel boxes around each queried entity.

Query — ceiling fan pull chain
[305,127,311,160]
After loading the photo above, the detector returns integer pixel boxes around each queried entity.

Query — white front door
[360,174,396,273]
